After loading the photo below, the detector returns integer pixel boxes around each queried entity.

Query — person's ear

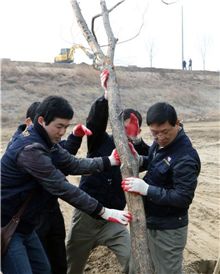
[38,116,45,126]
[25,117,32,127]
[138,128,141,135]
[176,119,180,126]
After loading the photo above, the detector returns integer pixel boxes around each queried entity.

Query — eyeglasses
[150,127,174,137]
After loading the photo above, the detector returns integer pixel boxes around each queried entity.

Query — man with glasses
[122,102,201,274]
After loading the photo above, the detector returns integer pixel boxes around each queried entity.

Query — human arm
[16,144,130,225]
[21,142,119,177]
[17,144,102,215]
[113,142,146,169]
[123,155,200,208]
[133,138,150,157]
[100,68,109,99]
[86,96,109,154]
[86,69,110,154]
[59,134,82,155]
[59,124,92,155]
[146,156,200,208]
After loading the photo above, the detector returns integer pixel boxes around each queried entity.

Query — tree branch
[100,0,118,64]
[91,0,125,43]
[71,0,105,68]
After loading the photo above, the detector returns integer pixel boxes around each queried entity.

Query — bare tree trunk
[107,68,154,273]
[71,1,154,272]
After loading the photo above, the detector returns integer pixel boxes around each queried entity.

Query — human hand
[73,124,92,137]
[125,113,140,138]
[128,142,143,166]
[128,142,138,157]
[108,148,121,166]
[100,69,109,99]
[100,207,132,225]
[121,177,149,196]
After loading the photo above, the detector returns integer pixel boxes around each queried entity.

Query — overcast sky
[0,0,219,71]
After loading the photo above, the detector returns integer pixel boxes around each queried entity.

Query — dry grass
[1,59,219,129]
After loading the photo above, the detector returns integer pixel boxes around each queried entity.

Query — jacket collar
[34,122,54,149]
[153,126,185,152]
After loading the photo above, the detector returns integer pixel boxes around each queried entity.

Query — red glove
[100,69,109,99]
[73,124,92,137]
[125,113,139,137]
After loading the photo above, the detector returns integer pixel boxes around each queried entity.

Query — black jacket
[79,96,149,210]
[8,123,83,157]
[1,122,111,233]
[143,127,201,230]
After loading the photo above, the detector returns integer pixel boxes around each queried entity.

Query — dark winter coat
[143,127,201,230]
[79,96,149,210]
[1,122,111,233]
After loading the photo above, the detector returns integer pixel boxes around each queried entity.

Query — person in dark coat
[1,95,131,274]
[188,58,192,70]
[6,101,41,149]
[5,100,94,274]
[182,60,187,70]
[122,102,201,274]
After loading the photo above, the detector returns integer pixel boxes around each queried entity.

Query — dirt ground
[1,60,220,273]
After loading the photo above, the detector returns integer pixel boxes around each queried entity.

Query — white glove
[121,177,149,196]
[108,149,121,166]
[100,69,109,99]
[100,207,132,225]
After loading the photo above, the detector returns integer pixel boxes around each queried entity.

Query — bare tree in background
[200,35,211,70]
[71,0,154,273]
[145,39,156,68]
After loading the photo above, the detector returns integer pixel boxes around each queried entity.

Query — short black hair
[146,102,177,126]
[122,108,142,127]
[26,102,41,121]
[35,96,74,125]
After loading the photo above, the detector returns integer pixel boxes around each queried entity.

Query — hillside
[1,59,219,128]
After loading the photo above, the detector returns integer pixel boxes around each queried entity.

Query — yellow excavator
[54,44,94,63]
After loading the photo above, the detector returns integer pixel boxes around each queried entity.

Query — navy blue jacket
[5,124,86,213]
[79,96,149,210]
[7,123,83,157]
[6,124,26,149]
[1,122,111,233]
[143,127,201,230]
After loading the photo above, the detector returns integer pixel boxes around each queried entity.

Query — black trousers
[36,203,67,274]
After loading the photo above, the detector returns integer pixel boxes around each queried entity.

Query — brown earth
[1,59,220,273]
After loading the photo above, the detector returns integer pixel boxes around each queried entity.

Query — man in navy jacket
[122,102,201,274]
[1,95,131,274]
[5,100,94,274]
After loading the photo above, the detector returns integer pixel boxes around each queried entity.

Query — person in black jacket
[6,101,41,149]
[122,102,201,274]
[6,100,94,274]
[66,71,149,274]
[1,95,132,274]
[35,122,92,274]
